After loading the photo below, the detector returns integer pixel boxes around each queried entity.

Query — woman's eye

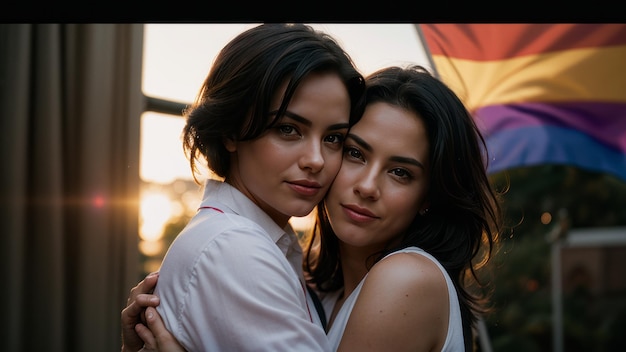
[325,133,345,145]
[277,125,298,136]
[391,168,411,179]
[344,146,363,161]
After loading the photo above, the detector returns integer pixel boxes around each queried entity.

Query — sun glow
[140,192,173,242]
[290,211,317,233]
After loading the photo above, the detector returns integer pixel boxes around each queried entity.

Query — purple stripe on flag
[475,102,626,153]
[486,125,626,181]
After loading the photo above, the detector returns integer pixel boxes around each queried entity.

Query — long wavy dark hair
[303,65,503,351]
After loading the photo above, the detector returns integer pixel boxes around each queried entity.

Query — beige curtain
[0,24,144,352]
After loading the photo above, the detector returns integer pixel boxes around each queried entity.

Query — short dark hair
[182,23,366,180]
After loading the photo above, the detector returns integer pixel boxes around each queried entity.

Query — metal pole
[145,95,188,116]
[412,24,440,80]
[551,238,564,352]
[476,317,493,352]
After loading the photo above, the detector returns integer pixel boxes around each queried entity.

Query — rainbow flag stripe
[420,24,626,180]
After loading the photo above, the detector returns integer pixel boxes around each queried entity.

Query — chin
[289,204,316,218]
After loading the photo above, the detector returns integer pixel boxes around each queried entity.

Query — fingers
[124,271,160,326]
[135,320,157,351]
[122,301,151,352]
[144,307,187,352]
[128,272,159,304]
[122,294,160,326]
[121,272,161,352]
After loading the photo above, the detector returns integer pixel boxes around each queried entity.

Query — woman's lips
[287,180,322,197]
[341,204,378,222]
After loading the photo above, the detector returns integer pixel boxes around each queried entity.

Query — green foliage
[484,165,626,352]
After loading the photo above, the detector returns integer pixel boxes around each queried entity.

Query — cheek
[242,140,291,169]
[329,165,357,194]
[324,151,344,177]
[238,151,271,176]
[385,189,424,226]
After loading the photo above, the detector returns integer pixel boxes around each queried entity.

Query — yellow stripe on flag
[432,45,626,112]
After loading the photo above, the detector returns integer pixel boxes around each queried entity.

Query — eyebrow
[346,133,425,169]
[269,109,350,131]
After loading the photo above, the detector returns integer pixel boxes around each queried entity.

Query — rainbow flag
[419,24,626,181]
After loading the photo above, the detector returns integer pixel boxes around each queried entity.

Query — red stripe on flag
[421,24,626,61]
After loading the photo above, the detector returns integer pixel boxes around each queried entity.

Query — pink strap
[198,206,224,213]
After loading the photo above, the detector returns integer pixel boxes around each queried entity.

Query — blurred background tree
[485,165,626,352]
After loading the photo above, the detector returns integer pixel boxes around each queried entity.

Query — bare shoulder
[339,251,450,351]
[366,251,448,293]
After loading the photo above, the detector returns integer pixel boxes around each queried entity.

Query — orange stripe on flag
[421,24,626,61]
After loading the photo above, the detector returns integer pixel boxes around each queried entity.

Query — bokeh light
[541,211,553,225]
[140,192,173,241]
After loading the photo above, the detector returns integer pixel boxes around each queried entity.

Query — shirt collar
[200,179,301,257]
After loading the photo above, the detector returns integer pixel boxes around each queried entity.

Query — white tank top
[324,246,465,351]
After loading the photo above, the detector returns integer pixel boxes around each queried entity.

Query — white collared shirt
[154,179,329,351]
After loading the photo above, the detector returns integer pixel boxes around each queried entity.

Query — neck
[339,245,372,298]
[327,244,372,331]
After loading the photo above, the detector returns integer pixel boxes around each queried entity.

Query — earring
[419,208,429,216]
